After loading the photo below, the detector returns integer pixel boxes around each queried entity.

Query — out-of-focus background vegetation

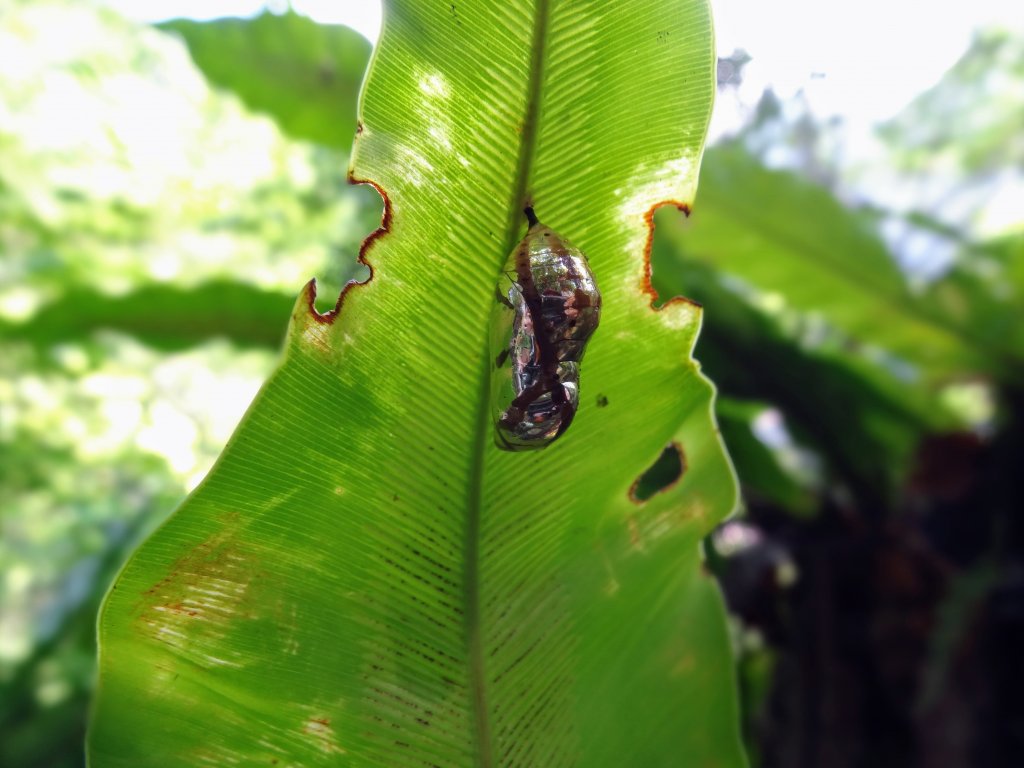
[1,1,1021,766]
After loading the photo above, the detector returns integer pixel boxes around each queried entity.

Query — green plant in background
[652,32,1024,765]
[0,4,375,766]
[85,1,747,766]
[3,1,1022,766]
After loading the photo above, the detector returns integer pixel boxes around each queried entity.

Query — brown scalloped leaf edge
[303,174,391,324]
[641,200,701,311]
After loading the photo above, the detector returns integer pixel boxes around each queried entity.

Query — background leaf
[659,144,1012,380]
[88,2,744,767]
[714,398,815,518]
[919,232,1024,369]
[1,282,293,352]
[158,11,372,148]
[651,240,943,509]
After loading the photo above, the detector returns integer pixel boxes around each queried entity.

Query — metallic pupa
[490,208,601,451]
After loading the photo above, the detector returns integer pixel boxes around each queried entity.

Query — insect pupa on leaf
[490,207,602,451]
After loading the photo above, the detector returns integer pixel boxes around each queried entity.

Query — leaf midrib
[464,1,552,766]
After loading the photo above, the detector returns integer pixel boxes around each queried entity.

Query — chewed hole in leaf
[311,281,346,314]
[306,178,386,322]
[629,442,686,503]
[646,205,696,309]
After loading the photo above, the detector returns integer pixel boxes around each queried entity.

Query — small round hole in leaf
[629,442,686,503]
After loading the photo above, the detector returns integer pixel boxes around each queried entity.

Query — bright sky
[103,0,383,41]
[713,0,1011,119]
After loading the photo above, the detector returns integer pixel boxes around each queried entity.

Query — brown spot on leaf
[303,715,346,754]
[628,516,642,548]
[671,652,695,676]
[163,602,200,618]
[135,513,262,643]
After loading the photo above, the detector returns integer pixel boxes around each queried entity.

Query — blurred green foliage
[664,29,1024,766]
[1,1,1022,766]
[880,29,1024,178]
[0,4,376,766]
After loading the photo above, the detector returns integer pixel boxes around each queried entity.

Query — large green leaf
[89,2,743,766]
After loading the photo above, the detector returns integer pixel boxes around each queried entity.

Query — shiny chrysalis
[490,207,601,451]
